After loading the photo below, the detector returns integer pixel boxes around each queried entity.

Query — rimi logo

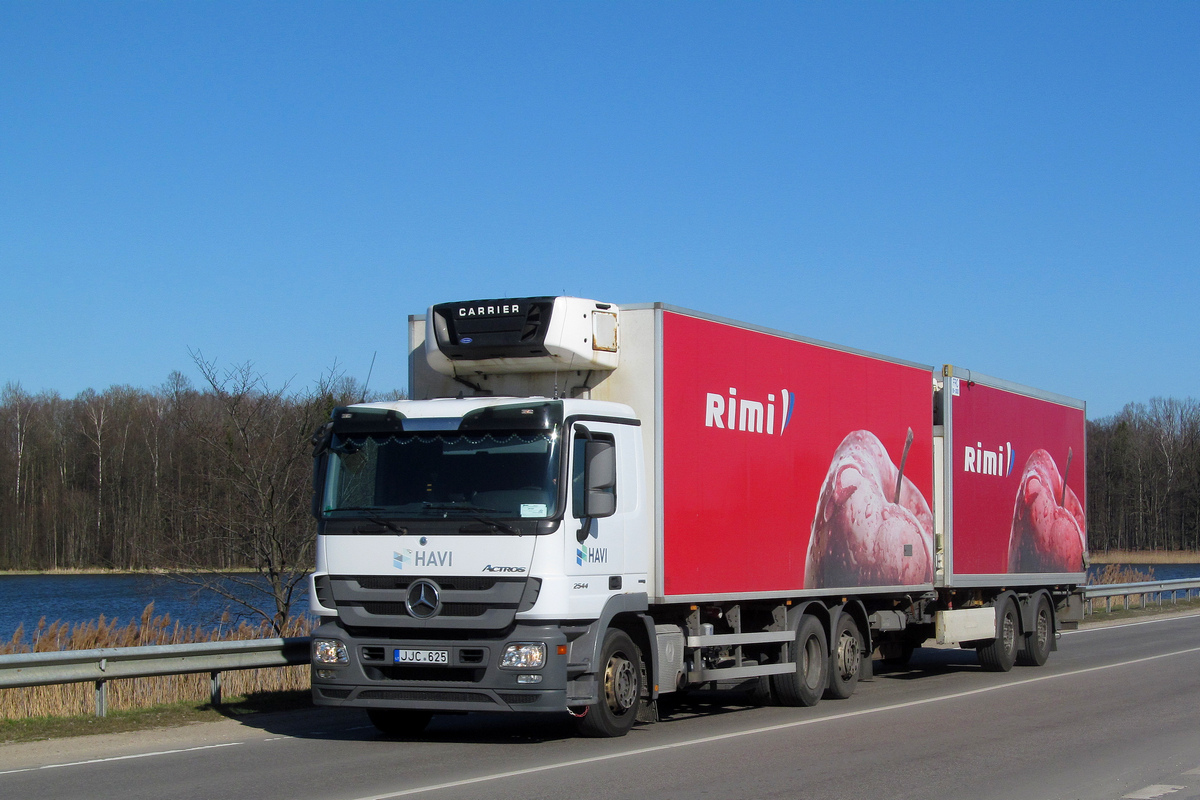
[705,388,795,435]
[965,442,1015,477]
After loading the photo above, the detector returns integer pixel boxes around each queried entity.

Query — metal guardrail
[0,636,311,717]
[1082,578,1200,615]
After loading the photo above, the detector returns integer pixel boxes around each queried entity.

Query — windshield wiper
[355,517,407,535]
[419,502,522,535]
[466,516,521,535]
[328,506,408,535]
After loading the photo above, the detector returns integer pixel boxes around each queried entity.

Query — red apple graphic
[806,429,934,588]
[1008,448,1085,573]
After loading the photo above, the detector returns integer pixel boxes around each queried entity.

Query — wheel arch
[787,599,832,655]
[568,593,653,699]
[1019,588,1057,652]
[830,598,872,655]
[992,589,1023,636]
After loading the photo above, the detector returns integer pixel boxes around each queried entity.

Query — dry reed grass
[1089,550,1200,564]
[0,603,312,720]
[1091,563,1156,585]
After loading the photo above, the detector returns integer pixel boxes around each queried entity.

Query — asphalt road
[4,612,1200,800]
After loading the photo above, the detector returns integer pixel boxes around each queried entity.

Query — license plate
[394,648,449,664]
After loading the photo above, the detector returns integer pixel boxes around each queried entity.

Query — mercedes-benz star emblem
[405,580,441,619]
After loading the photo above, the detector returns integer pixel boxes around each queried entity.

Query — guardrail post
[210,671,222,706]
[95,680,107,717]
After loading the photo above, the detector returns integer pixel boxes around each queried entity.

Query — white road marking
[1182,766,1200,775]
[0,742,242,777]
[1063,613,1200,635]
[345,643,1200,800]
[1123,785,1186,799]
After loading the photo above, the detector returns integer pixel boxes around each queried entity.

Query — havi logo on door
[705,388,795,435]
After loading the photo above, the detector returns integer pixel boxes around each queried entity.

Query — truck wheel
[367,708,433,737]
[576,628,642,738]
[771,615,828,707]
[977,598,1020,672]
[1016,594,1053,667]
[826,614,863,700]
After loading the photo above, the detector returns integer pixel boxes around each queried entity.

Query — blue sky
[2,2,1197,419]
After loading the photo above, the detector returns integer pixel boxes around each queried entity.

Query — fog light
[516,674,543,684]
[316,669,339,680]
[313,638,349,664]
[500,642,546,669]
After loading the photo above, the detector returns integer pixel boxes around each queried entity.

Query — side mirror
[584,440,616,518]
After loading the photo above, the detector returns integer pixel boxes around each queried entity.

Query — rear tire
[977,598,1020,672]
[1016,594,1053,667]
[825,614,863,700]
[367,708,433,737]
[771,615,828,707]
[576,628,642,738]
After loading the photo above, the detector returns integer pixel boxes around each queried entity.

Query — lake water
[0,573,310,643]
[1,564,1196,644]
[1086,563,1200,582]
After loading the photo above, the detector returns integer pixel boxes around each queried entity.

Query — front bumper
[310,620,572,714]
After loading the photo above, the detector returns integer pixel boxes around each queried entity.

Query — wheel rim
[1036,607,1051,648]
[604,651,637,714]
[836,630,861,680]
[1002,609,1017,654]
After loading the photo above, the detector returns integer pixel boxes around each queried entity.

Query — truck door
[566,423,626,600]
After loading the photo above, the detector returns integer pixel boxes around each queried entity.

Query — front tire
[576,628,643,738]
[771,615,828,707]
[977,598,1020,672]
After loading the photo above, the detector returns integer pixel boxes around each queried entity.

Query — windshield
[321,430,561,521]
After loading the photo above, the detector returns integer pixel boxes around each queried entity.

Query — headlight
[313,638,349,665]
[500,642,546,669]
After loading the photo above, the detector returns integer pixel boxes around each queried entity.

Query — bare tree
[166,353,356,632]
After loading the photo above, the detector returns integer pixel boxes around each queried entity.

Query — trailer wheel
[576,628,642,738]
[826,614,863,700]
[977,598,1020,672]
[367,708,433,737]
[1016,594,1053,667]
[771,615,828,707]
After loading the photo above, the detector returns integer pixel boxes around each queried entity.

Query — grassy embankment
[1,603,312,743]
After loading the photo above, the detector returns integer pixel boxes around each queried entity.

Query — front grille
[354,576,501,592]
[316,687,352,699]
[360,602,493,618]
[331,574,531,630]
